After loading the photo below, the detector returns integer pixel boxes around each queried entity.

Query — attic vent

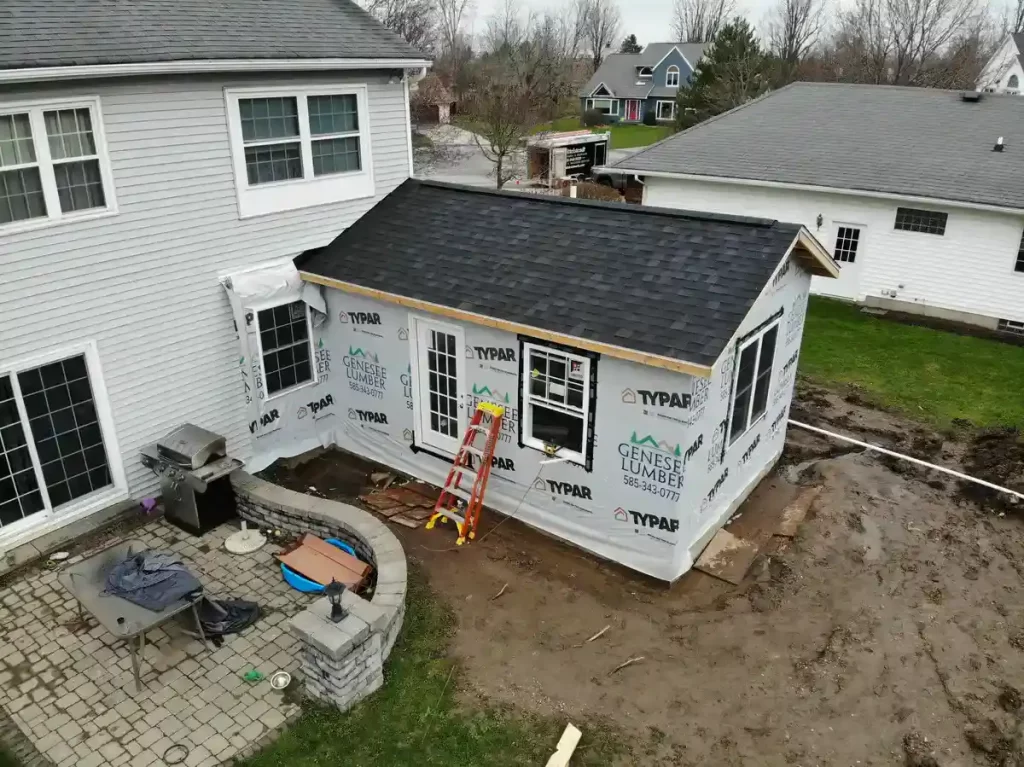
[994,136,1005,152]
[961,90,982,102]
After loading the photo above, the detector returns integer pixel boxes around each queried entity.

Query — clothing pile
[104,550,202,611]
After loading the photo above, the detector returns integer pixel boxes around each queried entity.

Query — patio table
[58,539,207,692]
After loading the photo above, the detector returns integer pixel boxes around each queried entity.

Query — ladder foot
[456,537,465,546]
[425,517,437,530]
[468,531,476,540]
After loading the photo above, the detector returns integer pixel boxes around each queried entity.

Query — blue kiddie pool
[281,538,360,593]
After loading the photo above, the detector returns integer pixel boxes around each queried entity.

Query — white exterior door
[814,223,866,300]
[411,316,467,454]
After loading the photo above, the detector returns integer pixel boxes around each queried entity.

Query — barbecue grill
[140,424,242,535]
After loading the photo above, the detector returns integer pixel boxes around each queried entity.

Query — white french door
[814,222,866,300]
[410,316,467,454]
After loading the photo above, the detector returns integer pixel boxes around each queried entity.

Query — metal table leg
[191,600,208,648]
[129,635,142,693]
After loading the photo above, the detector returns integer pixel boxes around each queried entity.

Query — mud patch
[958,427,1024,513]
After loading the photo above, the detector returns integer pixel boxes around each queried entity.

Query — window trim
[893,206,947,236]
[725,316,781,448]
[0,96,117,234]
[666,65,681,87]
[250,299,318,401]
[655,100,676,121]
[0,341,127,542]
[585,98,619,116]
[224,84,375,219]
[519,340,596,468]
[833,223,864,264]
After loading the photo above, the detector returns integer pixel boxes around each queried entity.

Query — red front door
[626,99,641,121]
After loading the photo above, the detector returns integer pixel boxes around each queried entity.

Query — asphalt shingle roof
[580,42,709,99]
[0,0,423,70]
[610,81,1024,210]
[295,179,803,368]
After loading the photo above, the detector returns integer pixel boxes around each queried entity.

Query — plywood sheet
[276,534,371,590]
[694,529,761,585]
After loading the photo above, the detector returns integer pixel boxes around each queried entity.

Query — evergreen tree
[618,34,642,54]
[676,18,772,130]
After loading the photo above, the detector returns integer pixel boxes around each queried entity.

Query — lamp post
[324,579,347,623]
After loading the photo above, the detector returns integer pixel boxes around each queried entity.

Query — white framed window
[585,98,619,116]
[666,65,680,87]
[727,321,780,446]
[833,225,862,264]
[638,67,653,78]
[225,85,374,218]
[0,343,126,539]
[656,100,676,121]
[521,342,594,466]
[254,300,317,398]
[1008,74,1020,90]
[0,97,116,232]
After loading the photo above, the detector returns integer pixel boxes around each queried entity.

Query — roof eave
[793,228,840,278]
[297,271,715,378]
[0,57,433,84]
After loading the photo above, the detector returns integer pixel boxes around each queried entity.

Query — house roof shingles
[296,179,803,368]
[0,0,423,71]
[611,81,1024,210]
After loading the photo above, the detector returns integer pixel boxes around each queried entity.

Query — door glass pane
[17,355,111,509]
[0,375,45,527]
[426,330,459,438]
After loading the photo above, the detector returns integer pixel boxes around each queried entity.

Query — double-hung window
[0,99,115,230]
[255,301,316,397]
[1,346,123,536]
[521,342,594,466]
[226,86,374,218]
[728,322,779,445]
[666,66,680,87]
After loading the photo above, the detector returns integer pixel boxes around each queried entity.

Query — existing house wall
[0,71,413,539]
[644,176,1024,326]
[978,36,1024,93]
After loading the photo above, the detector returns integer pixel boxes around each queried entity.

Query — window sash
[666,67,680,86]
[728,322,779,445]
[656,101,675,120]
[254,301,317,398]
[587,99,619,116]
[894,207,947,235]
[1015,229,1024,273]
[521,343,591,465]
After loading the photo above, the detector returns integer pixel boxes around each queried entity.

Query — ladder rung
[452,465,478,479]
[447,486,472,502]
[437,510,465,525]
[462,445,484,458]
[468,424,488,432]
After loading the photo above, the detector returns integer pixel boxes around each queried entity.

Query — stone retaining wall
[231,471,407,712]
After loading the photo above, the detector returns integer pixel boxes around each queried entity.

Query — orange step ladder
[425,402,505,545]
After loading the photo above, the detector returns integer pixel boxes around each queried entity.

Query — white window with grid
[255,301,316,398]
[0,98,116,232]
[666,65,680,87]
[225,85,374,218]
[833,226,861,264]
[728,321,779,446]
[521,343,593,466]
[656,100,676,121]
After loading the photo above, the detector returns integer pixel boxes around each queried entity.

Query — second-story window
[226,86,375,218]
[0,99,115,231]
[666,65,680,87]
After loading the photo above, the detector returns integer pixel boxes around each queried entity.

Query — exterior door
[626,99,641,121]
[814,223,866,300]
[411,316,467,454]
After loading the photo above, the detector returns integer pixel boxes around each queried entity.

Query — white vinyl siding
[0,71,411,514]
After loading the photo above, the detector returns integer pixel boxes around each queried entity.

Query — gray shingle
[295,179,802,368]
[0,0,424,70]
[611,81,1024,210]
[579,43,709,99]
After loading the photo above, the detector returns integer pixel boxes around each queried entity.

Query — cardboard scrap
[694,528,761,585]
[384,487,436,508]
[776,486,821,538]
[276,534,372,591]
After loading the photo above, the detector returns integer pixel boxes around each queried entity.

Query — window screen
[0,113,46,225]
[308,95,362,177]
[239,97,303,185]
[43,108,105,213]
[17,355,111,508]
[522,344,592,463]
[894,207,947,235]
[0,375,44,527]
[729,324,779,444]
[258,301,313,396]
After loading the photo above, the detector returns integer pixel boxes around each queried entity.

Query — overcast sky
[462,0,778,47]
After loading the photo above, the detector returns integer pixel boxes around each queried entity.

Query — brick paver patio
[0,519,313,766]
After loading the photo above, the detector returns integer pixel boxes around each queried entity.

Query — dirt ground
[265,381,1024,766]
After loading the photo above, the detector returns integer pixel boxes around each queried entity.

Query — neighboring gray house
[579,42,708,124]
[0,0,429,549]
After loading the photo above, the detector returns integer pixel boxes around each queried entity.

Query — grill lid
[157,423,226,470]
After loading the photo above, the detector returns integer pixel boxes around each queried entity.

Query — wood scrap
[572,624,611,648]
[388,514,421,529]
[489,583,508,601]
[609,656,644,675]
[359,493,403,512]
[544,723,582,767]
[776,486,822,537]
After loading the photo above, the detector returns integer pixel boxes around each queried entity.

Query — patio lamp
[325,579,347,623]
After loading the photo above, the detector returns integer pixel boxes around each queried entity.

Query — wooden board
[276,534,371,591]
[359,493,404,512]
[776,486,821,538]
[694,529,761,585]
[385,487,436,507]
[388,514,422,529]
[402,481,439,501]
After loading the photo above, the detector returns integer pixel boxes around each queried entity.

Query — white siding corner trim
[224,84,375,218]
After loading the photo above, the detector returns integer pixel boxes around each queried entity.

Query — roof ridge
[414,179,783,228]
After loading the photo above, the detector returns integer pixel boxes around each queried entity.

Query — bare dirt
[266,381,1024,766]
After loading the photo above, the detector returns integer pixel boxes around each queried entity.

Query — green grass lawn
[533,117,672,149]
[242,569,624,767]
[800,297,1024,430]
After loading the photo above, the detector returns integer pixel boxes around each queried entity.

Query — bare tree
[581,0,622,71]
[1012,0,1024,33]
[437,0,472,55]
[886,0,981,83]
[671,0,734,42]
[766,0,826,62]
[365,0,437,51]
[483,0,529,53]
[830,0,895,83]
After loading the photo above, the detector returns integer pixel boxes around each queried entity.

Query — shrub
[570,181,622,202]
[582,109,606,127]
[641,109,658,126]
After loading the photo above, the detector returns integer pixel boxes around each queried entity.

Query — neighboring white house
[609,82,1024,335]
[978,33,1024,94]
[0,0,430,549]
